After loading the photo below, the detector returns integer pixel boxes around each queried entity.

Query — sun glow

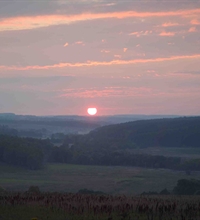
[87,108,97,115]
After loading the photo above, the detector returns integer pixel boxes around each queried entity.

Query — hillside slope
[82,116,200,149]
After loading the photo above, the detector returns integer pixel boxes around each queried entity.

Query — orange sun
[87,107,97,115]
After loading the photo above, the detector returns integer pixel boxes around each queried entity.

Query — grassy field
[1,163,200,195]
[129,147,200,158]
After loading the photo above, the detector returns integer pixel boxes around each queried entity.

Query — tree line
[1,132,200,171]
[0,135,52,170]
[49,145,200,171]
[1,116,200,171]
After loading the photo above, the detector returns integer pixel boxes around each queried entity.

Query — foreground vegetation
[1,191,200,220]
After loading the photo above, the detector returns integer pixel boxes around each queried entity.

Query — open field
[129,147,200,159]
[1,163,200,195]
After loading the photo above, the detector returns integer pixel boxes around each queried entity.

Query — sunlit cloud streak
[75,41,84,45]
[129,30,152,37]
[161,22,180,27]
[114,55,122,59]
[59,86,154,98]
[188,27,197,32]
[64,42,69,47]
[101,49,110,53]
[1,54,200,71]
[93,3,116,7]
[159,31,175,36]
[1,8,200,31]
[190,19,200,25]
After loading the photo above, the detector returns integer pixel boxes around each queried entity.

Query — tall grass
[1,192,200,220]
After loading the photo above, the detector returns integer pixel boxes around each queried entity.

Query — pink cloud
[94,3,116,7]
[129,30,152,37]
[64,42,69,47]
[1,8,200,31]
[75,41,83,44]
[188,27,197,32]
[114,55,122,58]
[59,87,154,98]
[161,22,180,27]
[129,32,140,37]
[123,48,128,52]
[1,54,200,70]
[74,41,85,46]
[101,49,110,53]
[147,70,156,73]
[159,31,175,36]
[190,19,200,25]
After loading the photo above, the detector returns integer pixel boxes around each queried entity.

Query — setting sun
[87,108,97,115]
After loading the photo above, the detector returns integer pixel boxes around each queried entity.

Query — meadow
[129,147,200,159]
[1,163,200,195]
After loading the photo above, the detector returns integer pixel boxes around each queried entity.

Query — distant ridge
[84,116,200,149]
[0,112,183,125]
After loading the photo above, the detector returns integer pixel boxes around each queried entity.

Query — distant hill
[0,113,181,138]
[78,116,200,150]
[0,114,101,138]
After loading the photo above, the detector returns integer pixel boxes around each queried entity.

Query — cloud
[1,54,200,70]
[75,41,84,45]
[159,31,175,36]
[1,8,200,31]
[114,55,122,58]
[59,86,153,98]
[101,49,110,53]
[64,42,69,47]
[129,32,140,37]
[147,70,156,73]
[190,19,200,25]
[93,3,116,7]
[123,48,128,52]
[188,27,197,32]
[161,22,180,27]
[73,41,85,46]
[129,30,152,37]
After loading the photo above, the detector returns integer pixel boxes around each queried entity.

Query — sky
[0,0,200,116]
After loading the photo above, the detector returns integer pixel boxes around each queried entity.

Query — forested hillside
[55,116,200,170]
[83,116,200,149]
[1,117,200,171]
